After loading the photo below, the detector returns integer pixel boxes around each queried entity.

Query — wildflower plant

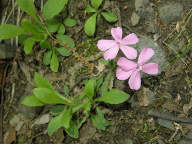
[97,27,159,90]
[21,73,130,137]
[97,27,138,60]
[116,48,159,90]
[0,0,160,139]
[0,0,76,72]
[84,0,118,36]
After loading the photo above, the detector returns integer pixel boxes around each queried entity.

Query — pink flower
[116,48,159,90]
[97,27,139,60]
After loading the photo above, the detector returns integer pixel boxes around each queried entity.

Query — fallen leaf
[4,127,16,144]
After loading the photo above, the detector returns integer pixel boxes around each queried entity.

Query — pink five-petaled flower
[116,48,159,90]
[97,27,139,60]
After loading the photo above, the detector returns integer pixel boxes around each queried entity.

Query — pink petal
[97,40,117,51]
[142,63,158,75]
[120,45,137,59]
[128,70,141,90]
[117,57,137,71]
[116,68,133,80]
[111,27,122,41]
[138,48,154,64]
[122,33,139,45]
[103,45,119,60]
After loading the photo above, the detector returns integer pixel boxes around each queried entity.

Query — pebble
[0,43,15,59]
[131,12,140,26]
[159,3,183,24]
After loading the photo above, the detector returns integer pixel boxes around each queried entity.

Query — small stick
[148,110,192,123]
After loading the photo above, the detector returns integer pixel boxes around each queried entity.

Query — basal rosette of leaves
[0,0,77,72]
[21,73,130,138]
[84,0,118,36]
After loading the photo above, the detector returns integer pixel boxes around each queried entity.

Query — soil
[1,0,192,144]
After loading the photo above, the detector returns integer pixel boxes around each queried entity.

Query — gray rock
[131,12,140,26]
[159,3,183,24]
[135,0,149,12]
[178,130,192,143]
[134,37,168,74]
[9,114,25,131]
[0,43,15,59]
[157,119,175,130]
[135,0,155,20]
[146,21,157,33]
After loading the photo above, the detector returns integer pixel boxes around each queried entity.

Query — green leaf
[99,59,110,65]
[63,85,70,96]
[50,105,65,115]
[0,24,24,40]
[40,40,51,49]
[56,47,71,57]
[21,19,39,34]
[43,50,52,65]
[101,12,118,23]
[50,51,59,72]
[47,112,64,136]
[62,107,72,129]
[85,4,96,13]
[83,101,92,113]
[21,95,45,107]
[17,0,38,21]
[84,79,96,100]
[100,72,113,96]
[95,89,130,104]
[23,37,36,54]
[47,19,61,33]
[91,108,110,130]
[65,121,79,138]
[43,0,68,20]
[84,13,97,36]
[91,0,103,9]
[56,34,75,48]
[34,72,53,89]
[18,34,29,44]
[33,88,72,105]
[57,24,65,34]
[64,18,77,27]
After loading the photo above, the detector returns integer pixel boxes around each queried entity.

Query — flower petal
[97,40,117,51]
[111,27,122,41]
[142,63,158,75]
[138,48,154,64]
[116,68,133,80]
[103,45,119,60]
[128,70,141,90]
[117,57,137,71]
[122,33,139,45]
[120,45,137,59]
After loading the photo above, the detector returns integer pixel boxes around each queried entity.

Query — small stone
[0,43,15,59]
[159,3,183,24]
[137,87,156,106]
[33,114,50,126]
[9,114,25,131]
[146,21,157,33]
[135,0,155,20]
[157,119,175,130]
[135,0,149,12]
[131,12,140,26]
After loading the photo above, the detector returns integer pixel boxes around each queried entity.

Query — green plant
[0,0,77,72]
[84,0,118,36]
[21,72,130,138]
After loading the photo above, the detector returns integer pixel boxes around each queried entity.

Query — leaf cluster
[21,73,130,138]
[84,0,118,36]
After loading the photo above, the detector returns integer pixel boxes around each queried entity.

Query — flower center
[137,64,142,71]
